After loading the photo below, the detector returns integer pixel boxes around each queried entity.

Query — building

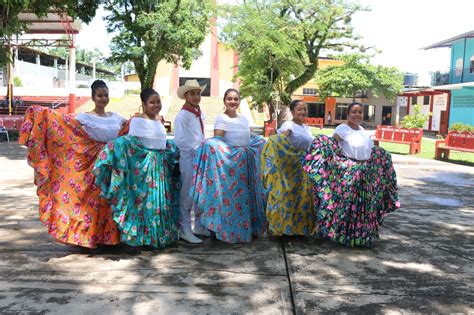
[400,31,474,134]
[293,59,399,127]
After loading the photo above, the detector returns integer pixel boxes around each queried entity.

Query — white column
[69,46,76,90]
[65,58,68,88]
[36,54,40,65]
[53,58,58,68]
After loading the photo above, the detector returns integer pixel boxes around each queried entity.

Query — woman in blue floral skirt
[192,89,267,243]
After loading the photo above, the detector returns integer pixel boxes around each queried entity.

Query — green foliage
[220,0,368,120]
[401,104,430,129]
[13,76,22,87]
[316,54,403,101]
[1,1,99,66]
[104,0,213,89]
[449,122,473,132]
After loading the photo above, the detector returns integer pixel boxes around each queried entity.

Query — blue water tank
[404,73,417,86]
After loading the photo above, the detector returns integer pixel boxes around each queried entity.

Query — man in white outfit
[174,79,211,244]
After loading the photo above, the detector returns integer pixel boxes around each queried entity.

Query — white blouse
[174,109,205,153]
[277,120,314,151]
[128,117,167,150]
[214,114,250,147]
[76,112,125,143]
[334,124,374,161]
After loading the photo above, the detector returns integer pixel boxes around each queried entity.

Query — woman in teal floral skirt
[93,88,180,248]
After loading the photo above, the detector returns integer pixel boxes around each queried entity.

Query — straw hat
[177,79,207,100]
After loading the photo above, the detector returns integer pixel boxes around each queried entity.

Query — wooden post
[6,45,14,115]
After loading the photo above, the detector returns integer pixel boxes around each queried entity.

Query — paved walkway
[0,142,473,314]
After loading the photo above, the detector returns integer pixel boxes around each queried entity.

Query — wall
[449,87,474,126]
[217,43,236,96]
[463,38,474,83]
[365,91,397,126]
[179,34,211,79]
[450,39,465,84]
[14,60,58,88]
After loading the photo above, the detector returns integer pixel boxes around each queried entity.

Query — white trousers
[179,151,198,231]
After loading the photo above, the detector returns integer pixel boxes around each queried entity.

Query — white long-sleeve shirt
[214,114,250,146]
[277,120,314,151]
[76,112,125,143]
[334,124,373,161]
[128,117,167,150]
[174,109,205,155]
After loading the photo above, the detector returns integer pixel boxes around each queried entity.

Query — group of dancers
[19,79,400,250]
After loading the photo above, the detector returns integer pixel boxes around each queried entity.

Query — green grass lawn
[310,127,474,167]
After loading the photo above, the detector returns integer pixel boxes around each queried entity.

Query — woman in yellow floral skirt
[261,100,315,236]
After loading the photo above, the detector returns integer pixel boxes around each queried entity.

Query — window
[363,105,375,122]
[455,58,463,76]
[302,88,317,95]
[411,96,417,105]
[470,56,474,73]
[335,103,348,120]
[307,102,325,118]
[354,90,368,98]
[423,96,430,105]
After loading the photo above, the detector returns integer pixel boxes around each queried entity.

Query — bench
[435,131,474,159]
[372,125,423,155]
[0,115,24,131]
[304,117,323,129]
[263,120,277,137]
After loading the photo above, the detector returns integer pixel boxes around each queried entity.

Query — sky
[76,0,474,85]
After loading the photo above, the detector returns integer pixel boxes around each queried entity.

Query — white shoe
[180,228,203,244]
[193,223,211,237]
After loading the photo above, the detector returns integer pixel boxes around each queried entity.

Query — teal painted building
[424,31,474,128]
[449,36,474,84]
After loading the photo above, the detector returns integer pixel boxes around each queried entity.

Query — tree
[401,104,430,129]
[220,0,368,123]
[104,0,213,89]
[0,1,99,66]
[316,54,404,101]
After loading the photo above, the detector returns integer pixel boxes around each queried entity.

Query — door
[439,110,448,136]
[382,106,392,125]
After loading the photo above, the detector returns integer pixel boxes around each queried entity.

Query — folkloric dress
[261,121,315,236]
[192,114,267,243]
[19,107,125,248]
[302,124,400,247]
[93,117,180,248]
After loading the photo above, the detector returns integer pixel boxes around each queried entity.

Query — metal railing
[431,66,474,86]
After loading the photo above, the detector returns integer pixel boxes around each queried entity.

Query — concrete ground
[0,142,473,314]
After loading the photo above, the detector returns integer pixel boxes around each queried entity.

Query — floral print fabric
[192,135,267,243]
[302,135,400,247]
[262,135,315,236]
[18,106,120,248]
[93,135,180,248]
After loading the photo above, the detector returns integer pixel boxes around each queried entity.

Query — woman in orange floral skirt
[19,80,125,248]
